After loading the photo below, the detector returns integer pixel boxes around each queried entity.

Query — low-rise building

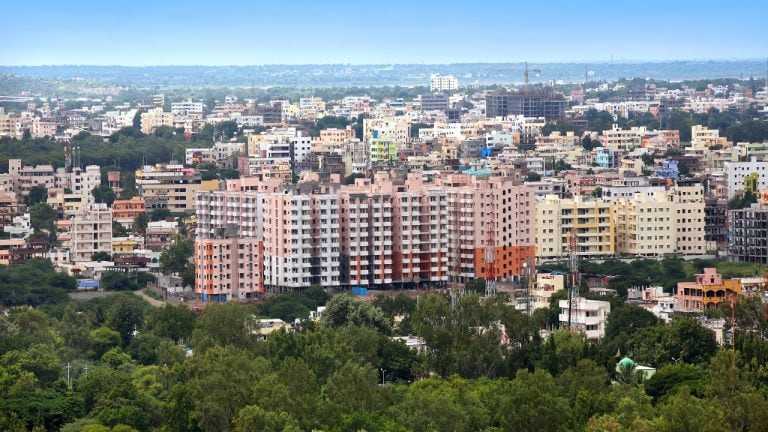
[559,297,611,340]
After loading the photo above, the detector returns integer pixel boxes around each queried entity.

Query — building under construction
[485,91,567,120]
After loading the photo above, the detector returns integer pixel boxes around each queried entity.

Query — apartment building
[69,203,112,262]
[7,159,55,203]
[600,124,646,152]
[615,192,676,256]
[136,163,202,212]
[559,297,611,340]
[536,195,615,260]
[437,173,536,281]
[728,203,768,263]
[429,74,458,92]
[112,196,146,223]
[670,183,706,255]
[363,117,410,144]
[140,108,175,134]
[55,165,101,196]
[724,157,768,199]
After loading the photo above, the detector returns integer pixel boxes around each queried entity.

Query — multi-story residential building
[615,192,676,256]
[170,100,204,115]
[728,203,768,263]
[363,117,410,144]
[112,196,145,223]
[536,195,615,260]
[704,198,728,250]
[429,74,458,92]
[724,157,768,199]
[135,163,202,212]
[485,91,567,120]
[420,93,449,111]
[600,125,646,152]
[70,203,112,262]
[676,268,741,312]
[369,136,398,164]
[439,173,536,282]
[7,159,55,203]
[670,183,706,255]
[559,297,611,340]
[532,272,566,310]
[140,108,175,134]
[146,221,179,251]
[55,165,101,196]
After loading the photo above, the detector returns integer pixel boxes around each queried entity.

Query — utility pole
[66,362,71,389]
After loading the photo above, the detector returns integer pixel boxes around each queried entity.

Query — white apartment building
[7,159,56,203]
[724,157,768,199]
[670,183,706,255]
[600,124,646,152]
[70,203,113,262]
[559,297,611,340]
[429,74,458,92]
[170,100,204,115]
[55,165,101,196]
[363,117,410,144]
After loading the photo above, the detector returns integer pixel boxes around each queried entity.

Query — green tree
[320,293,391,334]
[132,212,149,234]
[497,369,571,432]
[91,251,112,262]
[92,185,117,206]
[29,202,56,232]
[25,184,48,206]
[160,239,194,275]
[100,271,137,291]
[234,406,300,432]
[145,304,197,342]
[190,302,259,353]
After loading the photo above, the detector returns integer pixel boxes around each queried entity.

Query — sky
[1,0,765,66]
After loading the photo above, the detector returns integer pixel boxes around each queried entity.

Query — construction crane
[568,228,580,330]
[522,62,542,93]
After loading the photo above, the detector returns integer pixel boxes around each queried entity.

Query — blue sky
[1,0,765,65]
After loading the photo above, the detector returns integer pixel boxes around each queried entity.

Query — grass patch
[142,288,165,301]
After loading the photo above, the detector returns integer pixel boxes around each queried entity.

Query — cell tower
[65,142,72,173]
[484,198,497,298]
[568,228,580,330]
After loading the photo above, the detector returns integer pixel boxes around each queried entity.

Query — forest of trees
[3,268,768,431]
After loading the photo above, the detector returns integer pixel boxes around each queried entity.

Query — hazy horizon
[1,0,765,66]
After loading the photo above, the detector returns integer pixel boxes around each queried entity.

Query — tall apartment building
[429,74,458,92]
[670,183,706,255]
[615,192,676,256]
[724,157,768,199]
[728,203,768,263]
[55,165,101,196]
[194,173,536,299]
[136,164,202,212]
[536,195,615,260]
[438,174,536,281]
[70,203,112,262]
[140,108,175,134]
[485,91,567,120]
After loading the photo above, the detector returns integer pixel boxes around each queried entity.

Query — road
[133,289,166,307]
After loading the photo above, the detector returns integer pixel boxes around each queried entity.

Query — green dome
[618,357,635,368]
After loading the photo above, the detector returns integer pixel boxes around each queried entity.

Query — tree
[29,202,56,232]
[582,136,596,151]
[320,293,391,334]
[159,239,194,275]
[107,295,146,345]
[112,221,129,237]
[92,185,116,206]
[641,153,655,166]
[26,184,48,206]
[132,212,149,234]
[91,252,112,262]
[145,304,197,342]
[654,387,728,432]
[234,406,300,432]
[497,369,571,432]
[190,303,259,353]
[343,173,366,185]
[526,172,542,182]
[100,271,137,291]
[605,304,658,342]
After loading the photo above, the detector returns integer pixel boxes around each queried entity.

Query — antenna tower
[484,192,497,298]
[568,228,580,330]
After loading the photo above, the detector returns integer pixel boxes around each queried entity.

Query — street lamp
[380,367,386,386]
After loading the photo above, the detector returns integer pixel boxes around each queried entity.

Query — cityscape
[1,1,768,431]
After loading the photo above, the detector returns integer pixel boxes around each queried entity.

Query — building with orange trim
[676,267,741,312]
